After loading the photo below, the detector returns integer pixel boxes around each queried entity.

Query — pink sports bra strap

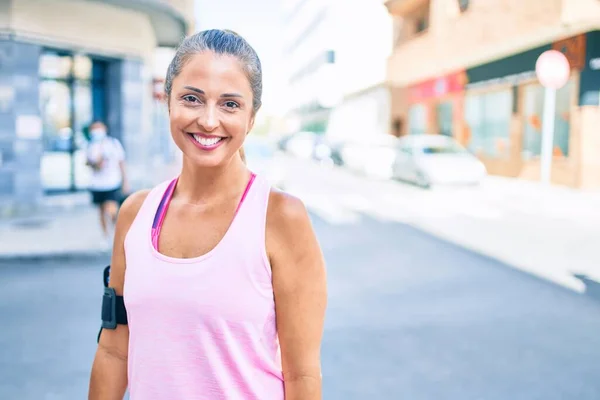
[151,173,257,252]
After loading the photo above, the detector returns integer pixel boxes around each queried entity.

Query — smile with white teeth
[192,134,223,146]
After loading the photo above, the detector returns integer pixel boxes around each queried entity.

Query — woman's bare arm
[88,190,149,399]
[267,191,327,400]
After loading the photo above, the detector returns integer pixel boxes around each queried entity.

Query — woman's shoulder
[265,188,323,274]
[119,180,166,218]
[119,189,152,225]
[266,189,312,237]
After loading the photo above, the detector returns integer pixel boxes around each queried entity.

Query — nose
[198,103,219,132]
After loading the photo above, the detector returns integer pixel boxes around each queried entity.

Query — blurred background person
[86,121,130,242]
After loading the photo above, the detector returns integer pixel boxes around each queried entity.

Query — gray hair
[165,29,263,113]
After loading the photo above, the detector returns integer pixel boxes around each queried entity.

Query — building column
[0,40,43,217]
[107,58,154,190]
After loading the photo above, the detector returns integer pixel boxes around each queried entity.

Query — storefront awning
[87,0,190,47]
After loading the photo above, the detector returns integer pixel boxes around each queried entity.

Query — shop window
[436,101,453,136]
[409,104,428,135]
[73,55,92,80]
[39,52,72,79]
[39,50,108,192]
[465,89,512,158]
[522,80,573,160]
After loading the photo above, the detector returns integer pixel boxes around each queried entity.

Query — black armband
[97,266,128,343]
[101,287,128,329]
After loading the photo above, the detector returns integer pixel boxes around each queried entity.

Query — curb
[0,249,112,263]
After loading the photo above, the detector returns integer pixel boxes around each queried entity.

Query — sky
[194,0,286,115]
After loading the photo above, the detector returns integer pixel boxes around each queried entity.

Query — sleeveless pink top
[123,174,284,399]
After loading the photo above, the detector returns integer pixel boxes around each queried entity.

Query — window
[410,2,430,35]
[420,142,467,155]
[416,16,429,33]
[409,104,428,135]
[436,101,453,136]
[400,146,413,155]
[458,0,469,12]
[522,80,573,159]
[39,53,72,79]
[39,51,108,192]
[464,89,513,158]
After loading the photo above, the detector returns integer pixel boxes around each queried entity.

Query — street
[2,1,600,399]
[2,205,600,399]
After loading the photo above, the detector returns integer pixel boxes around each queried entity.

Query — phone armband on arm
[101,287,128,329]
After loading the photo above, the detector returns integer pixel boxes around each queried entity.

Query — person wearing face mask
[86,121,130,241]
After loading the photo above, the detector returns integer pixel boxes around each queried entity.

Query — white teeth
[193,134,222,146]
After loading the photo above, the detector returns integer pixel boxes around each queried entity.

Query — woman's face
[168,51,255,168]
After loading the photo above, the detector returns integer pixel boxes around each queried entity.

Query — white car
[392,134,486,188]
[284,131,318,159]
[340,134,400,179]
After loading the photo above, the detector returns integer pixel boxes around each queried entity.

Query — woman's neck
[175,155,250,205]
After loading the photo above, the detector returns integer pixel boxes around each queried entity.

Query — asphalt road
[2,212,600,399]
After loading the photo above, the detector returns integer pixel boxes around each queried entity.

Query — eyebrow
[183,86,244,98]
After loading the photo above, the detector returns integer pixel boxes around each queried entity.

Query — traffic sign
[535,50,571,89]
[535,50,571,184]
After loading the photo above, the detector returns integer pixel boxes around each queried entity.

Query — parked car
[339,134,400,179]
[243,137,287,189]
[392,134,487,188]
[284,131,319,159]
[276,133,294,151]
[311,136,339,166]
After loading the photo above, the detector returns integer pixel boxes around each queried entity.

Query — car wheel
[415,172,431,189]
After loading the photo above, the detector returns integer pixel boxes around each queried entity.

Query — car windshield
[417,141,467,155]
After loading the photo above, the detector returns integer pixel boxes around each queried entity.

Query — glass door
[436,100,453,137]
[39,51,106,193]
[39,79,74,191]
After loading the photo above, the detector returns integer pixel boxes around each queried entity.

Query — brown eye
[224,101,239,109]
[183,95,200,103]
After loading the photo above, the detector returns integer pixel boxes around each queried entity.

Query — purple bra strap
[151,173,257,252]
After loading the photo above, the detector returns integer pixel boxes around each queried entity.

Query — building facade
[385,0,600,188]
[325,0,394,143]
[0,0,192,215]
[283,0,394,141]
[282,0,339,134]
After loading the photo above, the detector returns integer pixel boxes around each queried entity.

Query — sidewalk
[409,178,600,292]
[0,159,181,262]
[0,207,111,261]
[2,156,598,295]
[282,157,600,293]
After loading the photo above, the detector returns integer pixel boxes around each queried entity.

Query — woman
[88,29,327,400]
[86,121,130,241]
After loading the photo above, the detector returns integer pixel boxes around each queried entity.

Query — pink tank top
[123,174,284,399]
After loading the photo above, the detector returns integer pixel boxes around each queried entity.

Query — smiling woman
[89,29,327,400]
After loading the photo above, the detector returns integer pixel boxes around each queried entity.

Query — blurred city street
[2,155,600,399]
[4,154,600,292]
[1,0,600,398]
[283,156,600,293]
